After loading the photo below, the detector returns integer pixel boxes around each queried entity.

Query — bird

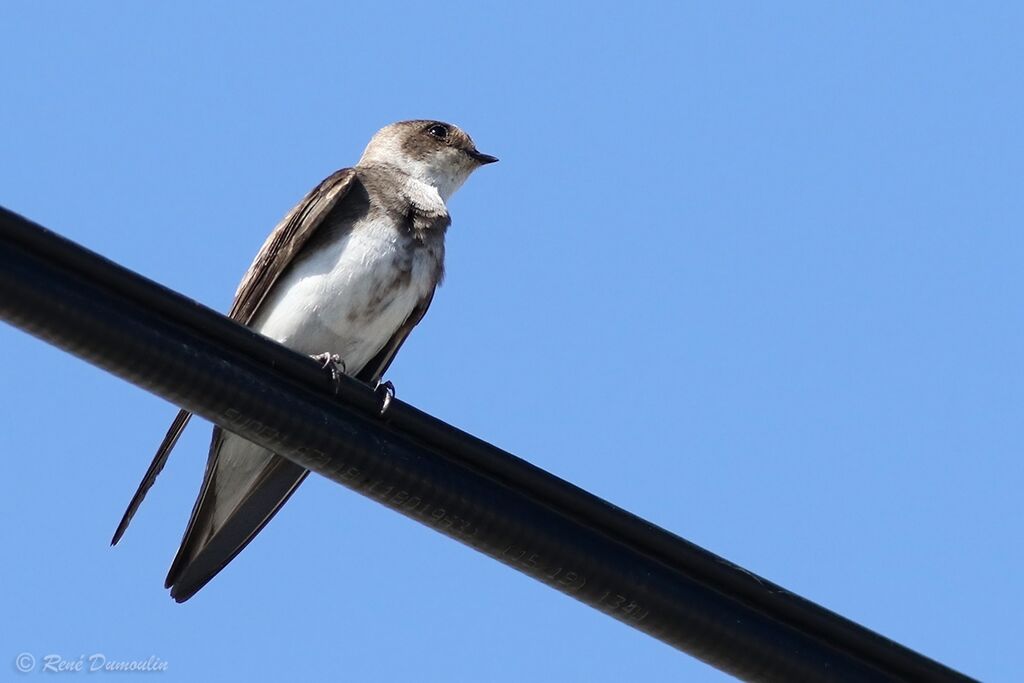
[110,120,497,602]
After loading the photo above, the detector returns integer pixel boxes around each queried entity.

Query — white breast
[251,213,439,375]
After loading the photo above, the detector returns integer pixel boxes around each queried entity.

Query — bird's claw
[375,380,396,416]
[311,352,346,394]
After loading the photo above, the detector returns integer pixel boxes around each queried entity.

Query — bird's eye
[427,124,450,140]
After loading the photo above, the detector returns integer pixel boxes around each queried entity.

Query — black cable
[0,206,976,683]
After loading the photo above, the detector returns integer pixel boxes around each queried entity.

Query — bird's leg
[311,352,346,394]
[374,379,396,416]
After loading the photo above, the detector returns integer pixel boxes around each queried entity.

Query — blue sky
[1,3,1021,681]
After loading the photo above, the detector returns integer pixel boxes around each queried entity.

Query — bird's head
[358,120,497,201]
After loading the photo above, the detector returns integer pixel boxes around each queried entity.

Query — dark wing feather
[111,410,192,544]
[111,169,358,545]
[227,168,359,324]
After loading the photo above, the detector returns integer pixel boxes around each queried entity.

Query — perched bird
[111,120,496,602]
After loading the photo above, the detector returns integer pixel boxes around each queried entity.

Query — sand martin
[111,120,496,601]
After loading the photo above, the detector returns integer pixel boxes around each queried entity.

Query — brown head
[358,120,497,200]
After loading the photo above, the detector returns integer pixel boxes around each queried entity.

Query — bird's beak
[468,149,499,165]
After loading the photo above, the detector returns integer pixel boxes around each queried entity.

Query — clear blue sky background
[1,3,1020,681]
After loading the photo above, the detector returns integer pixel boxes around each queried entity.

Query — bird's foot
[311,352,346,393]
[374,380,396,416]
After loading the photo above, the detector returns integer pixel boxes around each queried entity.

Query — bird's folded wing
[111,409,191,545]
[111,168,358,545]
[164,428,308,601]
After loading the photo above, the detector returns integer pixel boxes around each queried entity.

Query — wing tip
[111,489,148,545]
[113,410,194,546]
[110,519,129,546]
[166,573,203,603]
[163,460,310,603]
